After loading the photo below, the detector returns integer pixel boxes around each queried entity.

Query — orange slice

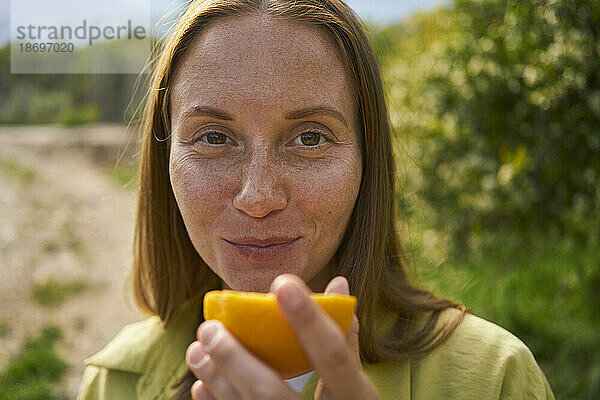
[203,289,357,379]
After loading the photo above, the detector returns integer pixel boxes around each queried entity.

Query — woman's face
[169,14,362,292]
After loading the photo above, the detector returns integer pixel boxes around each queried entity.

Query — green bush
[0,325,68,400]
[58,103,100,126]
[387,0,600,254]
[0,43,141,124]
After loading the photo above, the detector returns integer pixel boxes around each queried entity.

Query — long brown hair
[131,0,468,398]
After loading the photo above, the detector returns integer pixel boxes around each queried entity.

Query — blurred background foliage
[387,0,599,254]
[373,0,599,398]
[0,326,68,400]
[0,44,146,125]
[1,0,598,398]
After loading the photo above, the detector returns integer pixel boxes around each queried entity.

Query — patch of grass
[59,216,84,255]
[0,321,10,338]
[0,158,37,184]
[42,240,60,254]
[0,325,68,400]
[39,215,88,260]
[417,231,600,400]
[31,278,91,306]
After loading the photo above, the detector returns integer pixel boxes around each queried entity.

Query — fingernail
[188,342,209,368]
[278,281,305,310]
[326,276,349,294]
[200,322,221,351]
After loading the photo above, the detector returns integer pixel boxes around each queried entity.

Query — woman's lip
[223,238,300,261]
[225,237,299,247]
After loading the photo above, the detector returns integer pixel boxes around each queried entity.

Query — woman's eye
[293,131,328,146]
[199,131,229,145]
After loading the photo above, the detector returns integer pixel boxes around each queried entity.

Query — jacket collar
[84,291,206,399]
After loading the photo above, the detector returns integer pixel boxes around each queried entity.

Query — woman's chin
[219,273,283,293]
[215,261,307,293]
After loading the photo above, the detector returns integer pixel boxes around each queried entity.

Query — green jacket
[77,292,555,400]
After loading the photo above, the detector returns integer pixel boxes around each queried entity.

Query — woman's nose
[232,153,288,218]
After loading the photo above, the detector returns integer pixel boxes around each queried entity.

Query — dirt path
[0,124,145,397]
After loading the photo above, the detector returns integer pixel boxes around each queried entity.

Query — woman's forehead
[170,14,355,123]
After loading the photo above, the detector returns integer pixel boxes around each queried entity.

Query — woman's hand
[185,274,379,400]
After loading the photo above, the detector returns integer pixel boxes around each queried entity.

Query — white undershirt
[284,370,316,392]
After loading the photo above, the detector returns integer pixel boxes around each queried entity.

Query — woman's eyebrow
[285,106,348,128]
[180,105,348,127]
[181,105,234,121]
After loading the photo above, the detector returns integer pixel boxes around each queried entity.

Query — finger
[323,276,361,366]
[272,274,361,399]
[186,341,240,400]
[315,373,379,400]
[191,380,215,400]
[347,314,361,367]
[324,275,349,295]
[197,320,300,400]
